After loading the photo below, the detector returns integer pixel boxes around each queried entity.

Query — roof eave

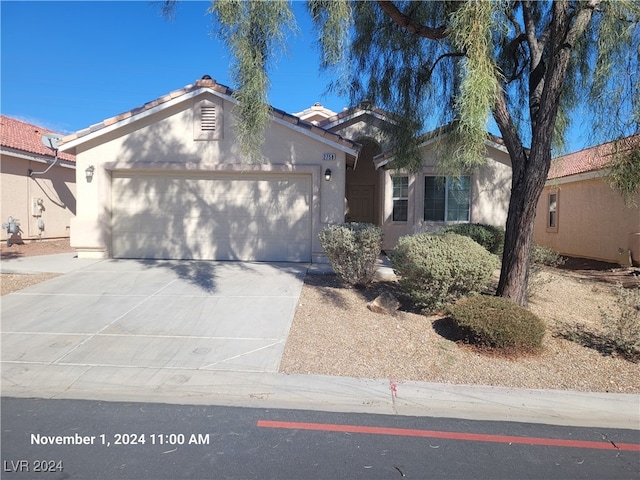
[59,85,360,156]
[0,146,76,168]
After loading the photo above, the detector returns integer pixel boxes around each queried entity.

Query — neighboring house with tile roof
[533,135,640,266]
[1,116,76,244]
[58,76,513,261]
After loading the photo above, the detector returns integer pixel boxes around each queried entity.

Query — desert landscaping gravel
[280,269,640,394]
[2,239,638,394]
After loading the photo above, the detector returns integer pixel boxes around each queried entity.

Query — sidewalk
[0,252,102,274]
[1,253,639,430]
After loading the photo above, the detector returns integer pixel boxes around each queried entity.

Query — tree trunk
[496,148,550,306]
[494,0,596,307]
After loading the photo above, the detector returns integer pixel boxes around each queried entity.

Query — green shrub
[600,285,640,359]
[441,223,505,255]
[318,223,383,287]
[447,296,546,353]
[528,245,565,297]
[390,233,498,311]
[530,244,565,268]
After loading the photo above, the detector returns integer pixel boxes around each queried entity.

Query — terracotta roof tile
[0,115,76,163]
[317,103,396,127]
[548,134,640,180]
[59,77,360,153]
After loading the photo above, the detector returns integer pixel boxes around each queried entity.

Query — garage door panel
[112,173,312,261]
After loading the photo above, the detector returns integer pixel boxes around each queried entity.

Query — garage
[111,172,312,262]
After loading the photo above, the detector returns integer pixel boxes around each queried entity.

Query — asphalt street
[2,397,639,480]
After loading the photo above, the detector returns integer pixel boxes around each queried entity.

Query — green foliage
[608,147,640,207]
[527,245,565,298]
[447,296,546,353]
[209,0,296,162]
[580,1,640,142]
[440,223,504,256]
[530,245,565,268]
[320,1,461,172]
[318,223,383,287]
[447,0,501,172]
[390,233,498,311]
[600,285,640,359]
[307,0,352,69]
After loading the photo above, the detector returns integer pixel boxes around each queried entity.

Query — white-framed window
[548,191,558,231]
[424,176,471,222]
[392,176,409,222]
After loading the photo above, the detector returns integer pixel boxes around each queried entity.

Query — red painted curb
[257,420,640,452]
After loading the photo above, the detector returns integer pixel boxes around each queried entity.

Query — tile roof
[293,102,338,124]
[548,134,640,180]
[0,115,75,162]
[317,103,396,128]
[59,77,360,153]
[372,123,508,168]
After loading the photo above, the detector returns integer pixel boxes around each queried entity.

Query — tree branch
[376,1,448,39]
[493,85,527,180]
[419,51,466,82]
[506,1,522,37]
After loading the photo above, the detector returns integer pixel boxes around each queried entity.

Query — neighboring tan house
[533,136,640,266]
[0,116,76,244]
[59,76,512,261]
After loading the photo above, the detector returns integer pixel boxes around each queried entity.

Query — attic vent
[201,105,217,132]
[194,99,223,141]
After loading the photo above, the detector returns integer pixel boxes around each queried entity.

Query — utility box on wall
[32,197,43,217]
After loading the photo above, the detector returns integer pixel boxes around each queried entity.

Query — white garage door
[111,172,312,262]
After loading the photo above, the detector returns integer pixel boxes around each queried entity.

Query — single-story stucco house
[58,76,512,262]
[533,135,640,266]
[0,115,76,244]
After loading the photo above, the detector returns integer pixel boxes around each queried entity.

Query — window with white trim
[424,176,471,222]
[392,176,409,222]
[548,192,558,231]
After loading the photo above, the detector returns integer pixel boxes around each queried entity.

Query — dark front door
[346,185,375,223]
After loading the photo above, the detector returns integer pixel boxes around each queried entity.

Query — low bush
[441,223,505,255]
[390,233,498,311]
[318,223,383,287]
[447,296,546,353]
[600,285,640,360]
[530,244,565,268]
[528,245,565,297]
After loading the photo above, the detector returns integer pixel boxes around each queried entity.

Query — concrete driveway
[2,258,307,397]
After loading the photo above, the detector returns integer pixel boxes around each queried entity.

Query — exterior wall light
[324,168,332,182]
[85,165,95,183]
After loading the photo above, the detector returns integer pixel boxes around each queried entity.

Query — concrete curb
[2,365,638,429]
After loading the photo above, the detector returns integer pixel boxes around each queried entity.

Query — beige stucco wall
[68,92,349,260]
[533,175,640,265]
[1,152,76,242]
[380,142,512,251]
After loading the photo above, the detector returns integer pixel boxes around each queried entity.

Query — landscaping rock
[367,291,400,315]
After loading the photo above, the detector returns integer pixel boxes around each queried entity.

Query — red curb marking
[257,420,640,451]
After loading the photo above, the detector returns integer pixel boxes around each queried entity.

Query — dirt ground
[280,258,640,394]
[0,237,75,259]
